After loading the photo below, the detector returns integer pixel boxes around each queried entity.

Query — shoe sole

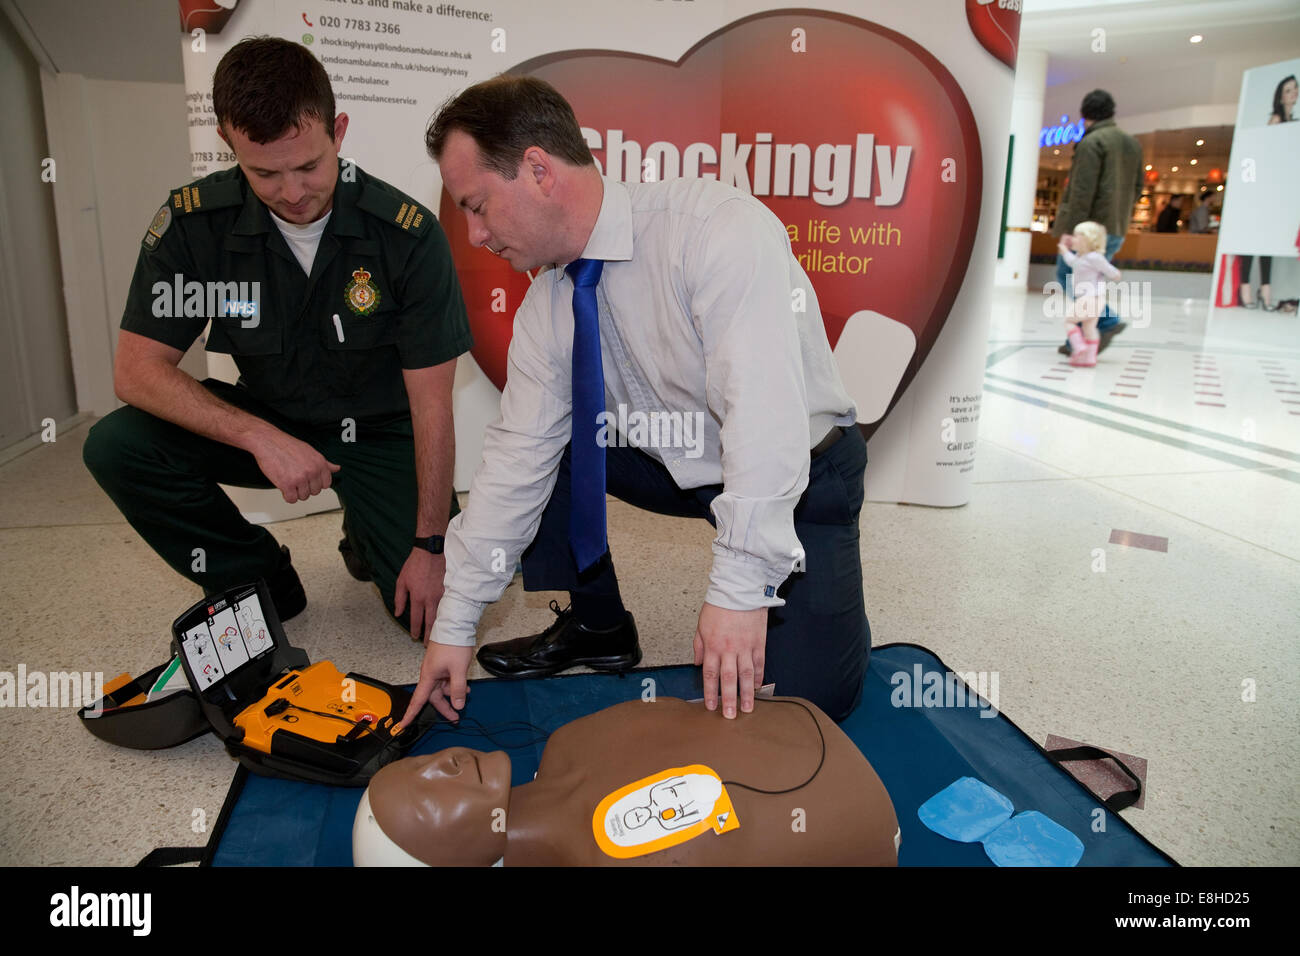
[338,539,372,582]
[1097,323,1126,355]
[478,649,643,680]
[273,586,307,622]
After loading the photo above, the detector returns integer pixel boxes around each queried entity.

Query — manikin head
[425,75,602,272]
[212,37,348,225]
[353,747,511,866]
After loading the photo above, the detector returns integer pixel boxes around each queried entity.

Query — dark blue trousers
[520,427,871,721]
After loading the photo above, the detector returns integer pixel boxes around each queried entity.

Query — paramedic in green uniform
[82,38,471,640]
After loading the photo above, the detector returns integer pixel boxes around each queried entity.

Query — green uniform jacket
[122,161,472,427]
[1052,119,1145,239]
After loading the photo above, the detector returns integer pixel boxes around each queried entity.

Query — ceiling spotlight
[1053,149,1060,155]
[1190,34,1203,43]
[1195,139,1205,146]
[1216,184,1224,191]
[1190,158,1198,165]
[1172,165,1179,171]
[1145,164,1153,170]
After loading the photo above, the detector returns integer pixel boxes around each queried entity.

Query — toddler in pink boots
[1058,220,1121,367]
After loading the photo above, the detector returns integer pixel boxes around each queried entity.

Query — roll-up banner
[176,0,1020,506]
[1212,57,1300,311]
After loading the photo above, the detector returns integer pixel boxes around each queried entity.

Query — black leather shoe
[477,600,641,679]
[338,535,371,582]
[266,545,307,622]
[1097,320,1127,354]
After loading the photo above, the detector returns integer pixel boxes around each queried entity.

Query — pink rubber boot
[1067,327,1088,366]
[1071,338,1099,367]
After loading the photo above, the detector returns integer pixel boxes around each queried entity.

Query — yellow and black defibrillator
[79,580,437,787]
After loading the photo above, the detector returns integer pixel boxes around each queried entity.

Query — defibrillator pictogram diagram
[593,764,740,859]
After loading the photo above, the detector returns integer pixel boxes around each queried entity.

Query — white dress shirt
[433,175,857,647]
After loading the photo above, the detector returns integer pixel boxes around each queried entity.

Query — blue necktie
[566,258,607,572]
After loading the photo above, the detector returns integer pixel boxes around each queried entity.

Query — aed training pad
[77,661,210,750]
[917,777,1013,843]
[918,779,1086,867]
[982,811,1085,868]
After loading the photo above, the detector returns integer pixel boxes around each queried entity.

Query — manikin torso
[361,697,899,867]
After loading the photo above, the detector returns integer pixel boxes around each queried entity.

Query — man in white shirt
[402,76,871,724]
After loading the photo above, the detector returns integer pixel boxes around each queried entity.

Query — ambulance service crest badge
[345,267,380,316]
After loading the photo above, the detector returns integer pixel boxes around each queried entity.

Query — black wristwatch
[413,535,445,555]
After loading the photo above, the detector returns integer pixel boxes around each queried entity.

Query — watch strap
[413,535,445,555]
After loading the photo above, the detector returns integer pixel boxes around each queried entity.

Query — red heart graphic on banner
[441,10,982,432]
[965,0,1022,69]
[178,0,238,33]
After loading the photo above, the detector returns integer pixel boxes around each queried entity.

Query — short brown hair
[213,37,335,143]
[425,74,593,179]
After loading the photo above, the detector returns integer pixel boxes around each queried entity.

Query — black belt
[810,425,846,458]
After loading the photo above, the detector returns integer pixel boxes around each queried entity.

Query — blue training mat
[204,643,1174,866]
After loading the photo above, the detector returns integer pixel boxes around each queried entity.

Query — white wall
[41,72,204,419]
[86,79,203,379]
[0,10,75,449]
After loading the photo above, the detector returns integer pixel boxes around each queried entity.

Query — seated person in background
[1154,195,1184,233]
[1187,197,1212,234]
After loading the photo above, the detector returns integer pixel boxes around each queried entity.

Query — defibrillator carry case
[76,662,210,750]
[79,579,438,787]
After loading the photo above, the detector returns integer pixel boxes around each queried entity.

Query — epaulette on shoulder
[142,179,243,250]
[168,179,244,216]
[357,183,429,236]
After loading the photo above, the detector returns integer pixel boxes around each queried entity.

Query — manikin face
[436,129,561,273]
[221,114,348,225]
[356,746,511,867]
[416,747,510,795]
[1283,79,1299,112]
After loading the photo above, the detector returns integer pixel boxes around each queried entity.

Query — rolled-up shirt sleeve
[432,280,572,646]
[686,198,811,611]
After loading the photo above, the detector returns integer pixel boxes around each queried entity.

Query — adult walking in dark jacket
[1053,90,1144,356]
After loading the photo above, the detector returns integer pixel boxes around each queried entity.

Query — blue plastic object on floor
[917,776,1014,843]
[983,811,1086,867]
[918,778,1087,866]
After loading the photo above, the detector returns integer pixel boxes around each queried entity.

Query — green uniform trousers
[82,378,457,627]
